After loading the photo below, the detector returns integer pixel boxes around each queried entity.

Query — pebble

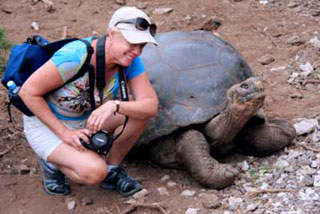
[275,158,289,169]
[293,119,318,135]
[153,8,174,15]
[185,208,199,214]
[246,203,259,211]
[299,62,313,77]
[81,196,93,206]
[13,164,30,175]
[270,66,286,72]
[258,54,275,65]
[228,197,243,211]
[200,193,220,209]
[160,175,170,182]
[181,190,196,197]
[286,35,305,46]
[157,187,169,196]
[313,175,320,187]
[132,188,150,199]
[31,22,39,31]
[308,36,320,49]
[167,181,177,187]
[66,200,76,210]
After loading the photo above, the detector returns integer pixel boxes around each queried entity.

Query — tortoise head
[226,77,265,117]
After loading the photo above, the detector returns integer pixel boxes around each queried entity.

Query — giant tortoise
[137,31,296,189]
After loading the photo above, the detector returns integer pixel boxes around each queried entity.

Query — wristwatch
[113,100,120,113]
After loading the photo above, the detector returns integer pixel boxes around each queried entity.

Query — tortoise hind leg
[236,118,296,157]
[176,129,239,189]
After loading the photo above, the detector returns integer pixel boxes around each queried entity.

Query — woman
[20,6,159,196]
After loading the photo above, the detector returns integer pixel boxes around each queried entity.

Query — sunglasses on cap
[115,17,157,37]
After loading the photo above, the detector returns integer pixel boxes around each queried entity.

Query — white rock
[228,197,243,210]
[288,150,304,159]
[313,175,320,187]
[31,22,39,31]
[277,192,288,198]
[299,62,313,74]
[309,36,320,49]
[270,66,286,72]
[310,131,320,143]
[306,188,319,200]
[272,201,283,207]
[67,200,77,210]
[280,211,304,214]
[275,158,289,169]
[260,182,269,190]
[299,62,313,78]
[293,119,319,135]
[160,175,170,182]
[157,187,169,196]
[240,161,249,171]
[299,188,319,201]
[297,166,317,176]
[167,181,177,187]
[132,188,150,199]
[181,190,196,197]
[153,8,174,15]
[242,183,256,192]
[125,198,136,204]
[185,208,199,214]
[259,0,269,5]
[310,160,318,168]
[246,203,259,211]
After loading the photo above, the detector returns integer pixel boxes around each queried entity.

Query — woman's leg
[48,144,108,185]
[100,113,148,165]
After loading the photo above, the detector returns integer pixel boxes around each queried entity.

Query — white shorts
[23,115,87,161]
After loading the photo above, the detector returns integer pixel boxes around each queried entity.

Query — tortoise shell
[139,30,254,143]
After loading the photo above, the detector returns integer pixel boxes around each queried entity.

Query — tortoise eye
[240,83,249,89]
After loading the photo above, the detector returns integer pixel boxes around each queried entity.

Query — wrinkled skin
[148,77,295,189]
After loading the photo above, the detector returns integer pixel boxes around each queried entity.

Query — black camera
[81,130,113,156]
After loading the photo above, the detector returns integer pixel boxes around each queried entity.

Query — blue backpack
[1,35,94,120]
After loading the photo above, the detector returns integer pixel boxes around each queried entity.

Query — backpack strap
[65,39,94,84]
[96,36,106,105]
[63,39,96,110]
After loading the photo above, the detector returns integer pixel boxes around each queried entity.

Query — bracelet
[113,100,120,113]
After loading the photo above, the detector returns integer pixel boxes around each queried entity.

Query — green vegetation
[260,165,270,174]
[0,28,13,75]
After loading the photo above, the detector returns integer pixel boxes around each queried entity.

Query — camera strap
[96,36,129,142]
[112,65,129,142]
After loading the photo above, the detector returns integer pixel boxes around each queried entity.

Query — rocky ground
[0,0,320,214]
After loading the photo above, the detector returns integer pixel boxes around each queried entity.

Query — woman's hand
[87,101,117,134]
[60,128,91,152]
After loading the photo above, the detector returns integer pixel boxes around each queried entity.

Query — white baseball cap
[108,7,158,46]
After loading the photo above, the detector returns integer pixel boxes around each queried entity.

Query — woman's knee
[76,159,108,185]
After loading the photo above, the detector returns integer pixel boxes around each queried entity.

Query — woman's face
[110,30,146,67]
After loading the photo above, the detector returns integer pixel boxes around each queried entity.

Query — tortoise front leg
[235,118,296,157]
[176,129,239,189]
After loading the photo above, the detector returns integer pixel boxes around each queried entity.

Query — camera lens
[91,132,108,146]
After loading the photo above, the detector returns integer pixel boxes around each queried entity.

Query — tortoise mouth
[239,90,265,103]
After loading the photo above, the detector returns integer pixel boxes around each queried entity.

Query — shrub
[0,28,13,75]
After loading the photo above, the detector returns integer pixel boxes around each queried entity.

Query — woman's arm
[117,72,158,119]
[19,60,90,151]
[87,72,158,133]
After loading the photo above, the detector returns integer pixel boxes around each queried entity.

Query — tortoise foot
[237,119,296,157]
[197,162,239,189]
[176,129,239,189]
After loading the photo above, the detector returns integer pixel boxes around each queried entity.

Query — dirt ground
[0,0,320,214]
